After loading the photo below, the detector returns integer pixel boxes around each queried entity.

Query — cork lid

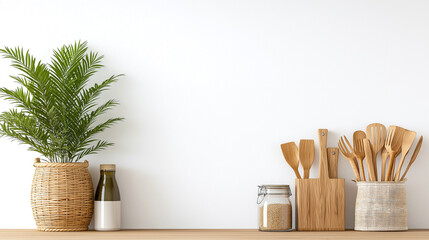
[100,164,116,171]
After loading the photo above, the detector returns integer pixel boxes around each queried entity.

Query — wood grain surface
[0,229,427,240]
[295,178,345,231]
[327,147,339,178]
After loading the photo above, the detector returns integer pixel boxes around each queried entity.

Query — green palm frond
[0,41,123,162]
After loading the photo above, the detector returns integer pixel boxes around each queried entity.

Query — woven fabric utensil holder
[355,181,407,231]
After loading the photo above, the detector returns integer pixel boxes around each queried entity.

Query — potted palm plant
[0,41,123,231]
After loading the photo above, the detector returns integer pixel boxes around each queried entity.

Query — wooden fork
[385,126,406,181]
[353,131,367,181]
[338,136,361,181]
[380,147,389,181]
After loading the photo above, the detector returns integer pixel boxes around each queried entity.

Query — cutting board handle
[327,147,339,179]
[318,129,329,180]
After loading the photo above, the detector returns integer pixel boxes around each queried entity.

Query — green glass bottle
[94,164,121,231]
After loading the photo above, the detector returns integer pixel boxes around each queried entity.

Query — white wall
[0,0,428,229]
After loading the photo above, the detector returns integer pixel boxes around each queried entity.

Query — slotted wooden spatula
[299,139,314,179]
[281,142,302,179]
[366,123,386,181]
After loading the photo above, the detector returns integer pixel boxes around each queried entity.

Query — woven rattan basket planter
[31,158,94,231]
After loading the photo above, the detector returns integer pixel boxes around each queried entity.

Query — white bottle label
[94,201,121,231]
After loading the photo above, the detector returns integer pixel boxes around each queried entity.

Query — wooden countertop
[0,229,428,240]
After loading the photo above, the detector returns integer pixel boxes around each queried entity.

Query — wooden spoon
[299,139,314,179]
[353,131,367,181]
[385,126,406,181]
[394,130,416,181]
[366,123,386,181]
[380,147,389,181]
[281,142,302,179]
[338,136,361,181]
[400,136,423,181]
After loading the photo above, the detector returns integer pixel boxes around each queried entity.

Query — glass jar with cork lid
[257,185,292,231]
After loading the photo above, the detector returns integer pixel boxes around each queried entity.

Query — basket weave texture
[31,159,94,232]
[354,181,407,231]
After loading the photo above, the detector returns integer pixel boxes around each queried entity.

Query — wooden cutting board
[295,129,345,231]
[295,178,345,230]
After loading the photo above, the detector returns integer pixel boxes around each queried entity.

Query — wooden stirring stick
[363,139,376,181]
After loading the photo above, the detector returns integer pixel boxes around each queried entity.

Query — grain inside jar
[259,203,292,231]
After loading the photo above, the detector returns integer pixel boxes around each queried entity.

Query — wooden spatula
[400,136,423,181]
[366,123,386,181]
[394,130,416,181]
[299,139,314,179]
[385,126,406,181]
[281,142,302,179]
[327,148,339,178]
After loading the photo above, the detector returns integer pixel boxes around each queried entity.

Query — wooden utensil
[400,136,423,181]
[380,147,389,181]
[327,148,339,178]
[281,142,302,179]
[319,129,329,180]
[366,123,386,181]
[390,150,403,180]
[363,138,376,181]
[353,131,367,181]
[299,139,314,179]
[318,129,329,225]
[338,136,361,181]
[385,126,406,181]
[384,150,402,181]
[394,131,416,181]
